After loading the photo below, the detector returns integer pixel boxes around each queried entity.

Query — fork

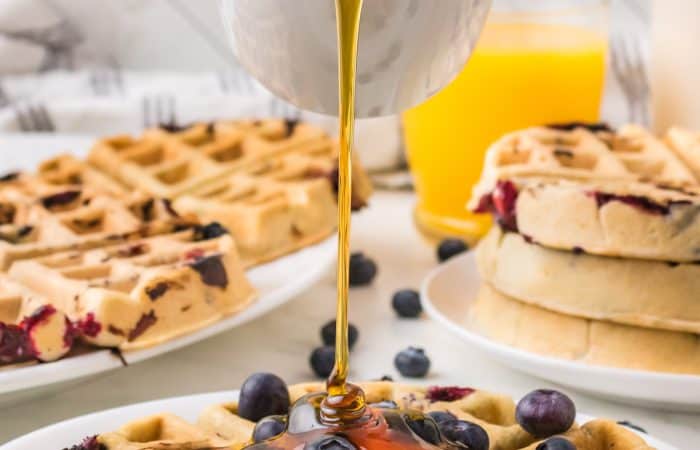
[142,95,177,129]
[14,103,56,132]
[611,35,650,126]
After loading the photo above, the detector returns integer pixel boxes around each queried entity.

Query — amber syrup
[246,2,445,448]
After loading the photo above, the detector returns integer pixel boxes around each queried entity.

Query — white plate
[1,390,675,450]
[0,135,336,406]
[421,252,700,412]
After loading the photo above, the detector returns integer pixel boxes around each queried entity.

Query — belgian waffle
[470,124,697,206]
[88,120,351,199]
[174,153,340,266]
[0,274,74,364]
[6,227,255,353]
[0,187,189,271]
[472,283,700,375]
[476,226,700,334]
[470,124,700,261]
[90,381,653,450]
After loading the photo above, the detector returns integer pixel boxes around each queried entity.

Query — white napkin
[0,70,403,171]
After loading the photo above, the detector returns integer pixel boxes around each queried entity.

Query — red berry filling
[426,386,475,403]
[588,191,691,216]
[473,180,519,232]
[77,313,103,338]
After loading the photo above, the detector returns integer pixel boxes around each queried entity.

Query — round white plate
[0,135,336,406]
[421,252,700,412]
[1,390,674,450]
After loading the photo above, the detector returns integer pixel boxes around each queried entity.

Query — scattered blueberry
[305,435,357,450]
[404,414,441,445]
[349,252,377,286]
[252,415,287,443]
[536,437,577,450]
[310,346,335,378]
[378,375,394,382]
[516,389,576,438]
[237,373,291,422]
[321,320,358,350]
[437,239,469,262]
[439,419,490,450]
[392,289,422,318]
[617,420,647,434]
[394,347,430,378]
[427,410,457,425]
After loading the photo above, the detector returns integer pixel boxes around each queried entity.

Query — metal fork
[142,95,177,129]
[611,35,650,126]
[14,103,56,132]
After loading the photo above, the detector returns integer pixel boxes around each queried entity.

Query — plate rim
[420,252,700,392]
[0,235,337,396]
[1,389,675,450]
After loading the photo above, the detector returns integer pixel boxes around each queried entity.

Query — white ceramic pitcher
[220,0,492,117]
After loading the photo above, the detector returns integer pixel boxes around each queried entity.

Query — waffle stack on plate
[469,123,700,375]
[0,119,369,367]
[84,381,652,450]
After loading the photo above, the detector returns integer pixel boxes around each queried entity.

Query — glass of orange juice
[403,0,609,242]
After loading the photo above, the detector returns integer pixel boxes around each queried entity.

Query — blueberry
[404,414,441,445]
[439,419,490,450]
[195,222,229,241]
[252,415,287,442]
[349,253,377,286]
[237,373,291,422]
[305,435,357,450]
[321,320,358,350]
[437,239,469,262]
[392,289,422,318]
[394,347,430,378]
[427,410,457,425]
[310,346,335,378]
[516,389,576,438]
[378,375,394,382]
[536,437,577,450]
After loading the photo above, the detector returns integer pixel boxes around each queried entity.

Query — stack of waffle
[469,123,700,375]
[83,381,652,450]
[0,119,371,367]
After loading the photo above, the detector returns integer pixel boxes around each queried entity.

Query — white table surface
[0,191,697,446]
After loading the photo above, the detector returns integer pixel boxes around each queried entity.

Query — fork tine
[36,104,55,132]
[14,106,31,132]
[26,105,50,132]
[142,96,151,128]
[167,95,177,127]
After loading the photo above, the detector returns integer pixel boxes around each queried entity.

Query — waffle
[0,274,74,364]
[476,226,700,334]
[174,153,340,266]
[0,187,190,271]
[472,283,700,375]
[88,120,348,199]
[470,124,697,207]
[6,227,255,352]
[91,381,653,450]
[470,124,700,261]
[480,178,700,262]
[36,154,128,196]
[666,126,700,181]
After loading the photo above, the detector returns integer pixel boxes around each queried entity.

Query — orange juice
[403,22,607,241]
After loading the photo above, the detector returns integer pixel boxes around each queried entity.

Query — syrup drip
[245,2,445,448]
[323,0,366,422]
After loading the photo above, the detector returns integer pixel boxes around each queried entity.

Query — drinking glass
[403,0,609,241]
